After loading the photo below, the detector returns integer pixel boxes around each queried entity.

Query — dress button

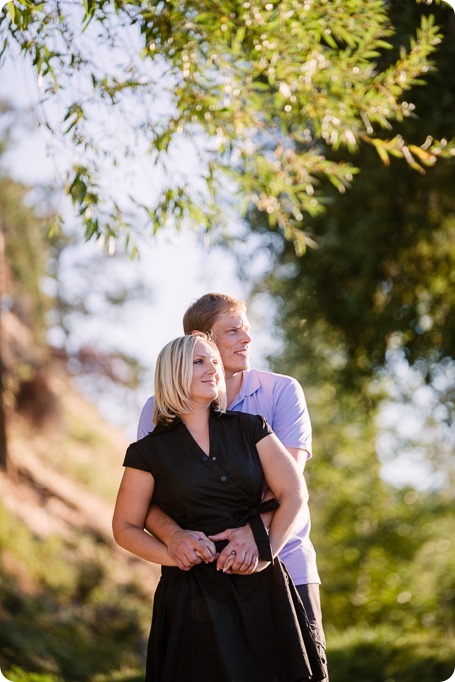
[220,475,227,482]
[201,455,209,462]
[212,457,217,461]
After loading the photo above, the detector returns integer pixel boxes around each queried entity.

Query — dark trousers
[296,583,329,680]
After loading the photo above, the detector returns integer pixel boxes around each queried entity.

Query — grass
[0,497,152,682]
[326,625,455,682]
[3,668,145,682]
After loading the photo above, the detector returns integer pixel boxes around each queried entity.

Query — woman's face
[190,339,222,405]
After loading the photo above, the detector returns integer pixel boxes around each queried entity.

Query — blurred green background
[1,1,454,680]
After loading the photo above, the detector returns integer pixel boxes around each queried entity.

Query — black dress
[123,409,325,682]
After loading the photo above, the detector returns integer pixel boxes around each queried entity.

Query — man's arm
[145,504,216,570]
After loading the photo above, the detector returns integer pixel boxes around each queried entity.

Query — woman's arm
[112,467,177,566]
[259,446,309,528]
[255,432,307,562]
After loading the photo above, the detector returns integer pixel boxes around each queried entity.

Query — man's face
[210,310,252,378]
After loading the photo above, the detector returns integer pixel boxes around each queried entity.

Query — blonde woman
[113,333,324,682]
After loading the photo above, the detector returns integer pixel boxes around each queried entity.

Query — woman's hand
[253,560,271,573]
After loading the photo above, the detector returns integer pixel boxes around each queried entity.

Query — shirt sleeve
[272,377,312,457]
[137,396,155,439]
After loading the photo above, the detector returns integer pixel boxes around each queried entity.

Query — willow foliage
[1,0,453,252]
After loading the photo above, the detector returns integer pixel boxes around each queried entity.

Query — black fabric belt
[241,498,279,563]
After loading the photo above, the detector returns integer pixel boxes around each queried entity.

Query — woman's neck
[179,404,211,455]
[179,403,210,429]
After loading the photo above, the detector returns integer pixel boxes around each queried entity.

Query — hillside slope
[0,363,160,681]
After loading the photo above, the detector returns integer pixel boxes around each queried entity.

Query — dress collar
[153,404,229,433]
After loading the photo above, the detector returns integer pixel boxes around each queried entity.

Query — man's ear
[191,329,215,342]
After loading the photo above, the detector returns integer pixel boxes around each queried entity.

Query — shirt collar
[230,369,260,405]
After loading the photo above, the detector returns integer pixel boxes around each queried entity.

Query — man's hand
[209,525,259,574]
[167,529,216,571]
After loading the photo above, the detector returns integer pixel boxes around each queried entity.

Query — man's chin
[237,360,250,372]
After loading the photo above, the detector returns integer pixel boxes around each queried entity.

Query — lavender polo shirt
[137,368,320,586]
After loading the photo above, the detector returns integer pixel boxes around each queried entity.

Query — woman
[112,333,325,682]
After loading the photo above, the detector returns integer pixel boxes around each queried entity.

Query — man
[137,293,328,677]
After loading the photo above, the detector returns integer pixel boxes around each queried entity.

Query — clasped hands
[166,525,269,574]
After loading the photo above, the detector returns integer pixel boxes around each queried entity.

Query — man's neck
[225,371,244,407]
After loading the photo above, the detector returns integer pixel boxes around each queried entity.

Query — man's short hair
[153,333,227,425]
[183,293,246,334]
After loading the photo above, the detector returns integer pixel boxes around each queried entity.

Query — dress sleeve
[123,438,153,474]
[251,414,274,443]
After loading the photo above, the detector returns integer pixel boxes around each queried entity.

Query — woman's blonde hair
[153,333,227,426]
